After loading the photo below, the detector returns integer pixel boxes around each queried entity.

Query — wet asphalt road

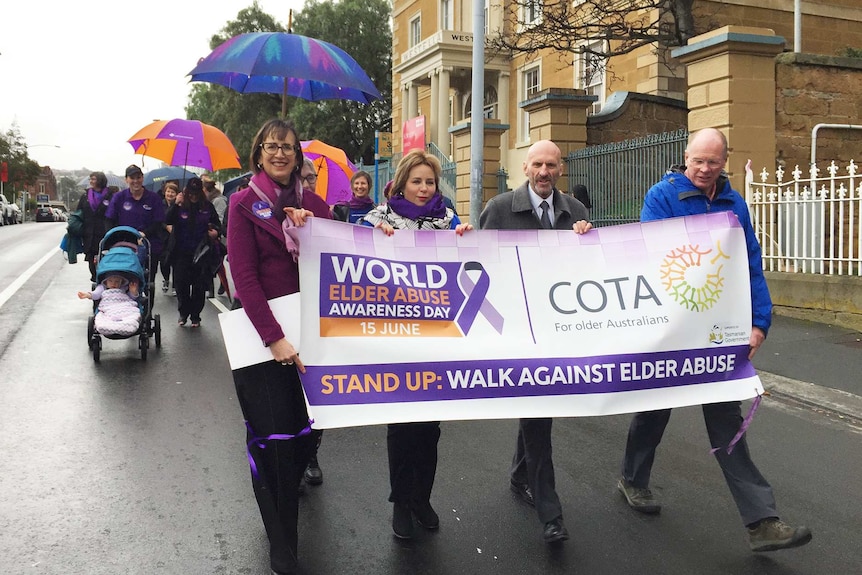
[0,223,860,574]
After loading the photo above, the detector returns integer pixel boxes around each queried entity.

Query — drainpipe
[794,0,801,53]
[811,123,862,167]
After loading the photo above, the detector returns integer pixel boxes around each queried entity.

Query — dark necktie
[539,200,552,229]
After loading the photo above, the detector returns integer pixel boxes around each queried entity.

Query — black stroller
[86,226,162,361]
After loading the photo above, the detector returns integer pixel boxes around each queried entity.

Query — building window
[577,41,606,114]
[465,86,499,120]
[521,66,540,140]
[410,15,422,48]
[522,0,543,26]
[484,0,488,36]
[441,0,453,30]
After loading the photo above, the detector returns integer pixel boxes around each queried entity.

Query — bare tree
[488,0,697,64]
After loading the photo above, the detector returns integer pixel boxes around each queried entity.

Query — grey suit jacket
[479,181,589,230]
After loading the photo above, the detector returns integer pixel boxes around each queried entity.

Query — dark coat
[76,189,116,257]
[479,181,589,230]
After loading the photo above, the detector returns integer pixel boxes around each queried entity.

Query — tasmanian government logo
[660,242,730,312]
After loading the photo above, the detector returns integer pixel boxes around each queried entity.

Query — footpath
[754,314,862,422]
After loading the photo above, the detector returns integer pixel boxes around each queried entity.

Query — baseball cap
[125,164,143,178]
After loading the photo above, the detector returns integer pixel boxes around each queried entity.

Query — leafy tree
[186,0,392,170]
[186,2,285,175]
[0,124,42,198]
[291,0,393,164]
[488,0,699,67]
[58,176,79,209]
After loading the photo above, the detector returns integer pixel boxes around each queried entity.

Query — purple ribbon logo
[456,261,504,335]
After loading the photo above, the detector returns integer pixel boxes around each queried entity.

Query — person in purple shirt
[105,164,166,283]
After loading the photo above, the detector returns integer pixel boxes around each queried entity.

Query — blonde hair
[390,149,441,198]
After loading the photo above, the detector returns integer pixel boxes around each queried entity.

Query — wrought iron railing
[746,160,862,276]
[566,128,688,227]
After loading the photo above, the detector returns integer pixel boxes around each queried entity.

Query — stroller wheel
[140,333,149,360]
[93,336,101,363]
[154,314,162,348]
[87,316,95,349]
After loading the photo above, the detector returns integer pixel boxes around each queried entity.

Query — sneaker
[748,518,812,552]
[304,455,323,485]
[392,503,414,539]
[412,501,439,530]
[617,478,661,514]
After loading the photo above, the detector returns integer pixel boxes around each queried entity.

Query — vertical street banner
[292,213,762,429]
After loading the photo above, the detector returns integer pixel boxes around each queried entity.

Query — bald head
[523,140,563,199]
[684,128,728,195]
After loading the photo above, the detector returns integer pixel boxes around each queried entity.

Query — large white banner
[275,212,762,429]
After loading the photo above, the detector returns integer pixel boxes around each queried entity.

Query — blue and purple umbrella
[187,32,381,117]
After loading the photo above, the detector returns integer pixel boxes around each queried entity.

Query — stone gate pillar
[672,26,785,191]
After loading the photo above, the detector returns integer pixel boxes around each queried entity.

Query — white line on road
[0,247,59,310]
[209,297,231,314]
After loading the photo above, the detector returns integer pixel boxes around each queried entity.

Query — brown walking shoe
[748,518,812,552]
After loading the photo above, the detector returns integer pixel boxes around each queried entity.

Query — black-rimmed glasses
[261,142,300,156]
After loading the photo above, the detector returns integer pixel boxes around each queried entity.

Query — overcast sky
[1,0,306,175]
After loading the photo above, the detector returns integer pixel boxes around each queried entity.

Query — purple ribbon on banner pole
[245,419,314,479]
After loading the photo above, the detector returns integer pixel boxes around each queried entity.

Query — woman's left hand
[284,207,314,227]
[454,223,474,236]
[207,228,219,240]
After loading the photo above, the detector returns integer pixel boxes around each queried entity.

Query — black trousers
[172,253,206,322]
[233,360,314,574]
[387,422,440,505]
[511,418,563,524]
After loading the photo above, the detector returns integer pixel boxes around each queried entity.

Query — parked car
[0,196,20,225]
[35,207,55,222]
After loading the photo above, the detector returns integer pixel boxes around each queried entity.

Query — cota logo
[660,242,729,312]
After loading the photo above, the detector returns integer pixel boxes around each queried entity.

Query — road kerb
[759,371,862,422]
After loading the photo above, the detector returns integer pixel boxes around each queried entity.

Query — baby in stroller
[78,273,142,337]
[81,228,148,339]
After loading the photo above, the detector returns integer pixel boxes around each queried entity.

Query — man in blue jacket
[617,128,812,552]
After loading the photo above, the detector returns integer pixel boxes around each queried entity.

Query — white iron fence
[745,160,862,275]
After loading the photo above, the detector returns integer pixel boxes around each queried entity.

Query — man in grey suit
[479,140,591,544]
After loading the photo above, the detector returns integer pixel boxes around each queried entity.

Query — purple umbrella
[187,32,381,117]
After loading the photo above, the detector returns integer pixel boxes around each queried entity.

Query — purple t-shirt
[106,188,166,253]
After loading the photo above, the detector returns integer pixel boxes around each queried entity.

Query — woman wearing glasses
[226,118,332,575]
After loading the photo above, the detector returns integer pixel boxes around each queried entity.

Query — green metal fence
[567,128,688,227]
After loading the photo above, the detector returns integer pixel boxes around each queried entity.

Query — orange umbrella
[128,119,241,171]
[301,140,357,205]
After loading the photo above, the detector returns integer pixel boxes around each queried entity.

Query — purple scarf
[249,172,302,222]
[87,188,106,211]
[348,195,374,210]
[386,193,446,221]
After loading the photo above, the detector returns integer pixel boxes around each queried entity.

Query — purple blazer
[227,182,331,346]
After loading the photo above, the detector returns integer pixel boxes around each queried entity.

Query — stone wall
[775,53,862,174]
[585,91,689,145]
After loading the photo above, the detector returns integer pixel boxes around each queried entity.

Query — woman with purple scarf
[75,171,116,282]
[227,118,332,575]
[361,149,472,541]
[333,170,376,223]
